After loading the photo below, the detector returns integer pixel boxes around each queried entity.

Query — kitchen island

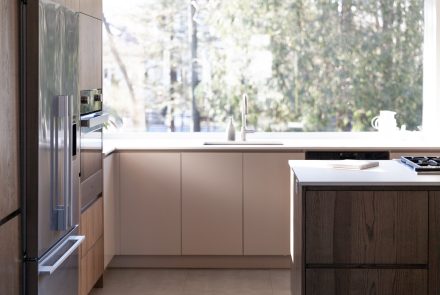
[289,160,440,295]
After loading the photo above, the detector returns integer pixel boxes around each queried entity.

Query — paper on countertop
[327,160,379,170]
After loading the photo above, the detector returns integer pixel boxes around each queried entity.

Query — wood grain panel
[80,197,103,257]
[306,191,428,264]
[0,0,20,221]
[79,14,102,90]
[429,191,440,295]
[182,153,243,255]
[244,153,304,255]
[80,236,103,295]
[119,152,181,255]
[0,216,20,295]
[306,269,427,295]
[79,0,102,19]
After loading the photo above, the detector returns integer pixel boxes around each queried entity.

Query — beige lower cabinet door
[182,152,243,255]
[120,152,181,255]
[103,153,118,268]
[243,152,304,255]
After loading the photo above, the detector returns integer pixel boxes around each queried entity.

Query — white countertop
[103,132,440,156]
[289,160,440,186]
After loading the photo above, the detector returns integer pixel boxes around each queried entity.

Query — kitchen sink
[203,141,284,145]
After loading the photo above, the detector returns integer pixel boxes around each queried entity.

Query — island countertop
[289,159,440,186]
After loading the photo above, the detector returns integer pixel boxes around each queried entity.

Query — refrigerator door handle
[52,95,71,231]
[39,235,85,275]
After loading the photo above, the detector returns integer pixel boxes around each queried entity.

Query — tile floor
[90,268,290,295]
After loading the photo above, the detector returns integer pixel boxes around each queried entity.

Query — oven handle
[81,113,109,129]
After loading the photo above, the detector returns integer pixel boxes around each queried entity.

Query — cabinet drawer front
[306,269,427,295]
[306,191,428,264]
[80,236,103,295]
[80,197,103,256]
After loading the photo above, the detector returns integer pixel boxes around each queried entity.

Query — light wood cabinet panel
[80,237,103,295]
[0,216,20,295]
[182,153,243,255]
[0,0,20,221]
[306,269,427,295]
[244,153,304,255]
[305,191,428,264]
[80,197,103,257]
[79,0,102,19]
[120,152,181,255]
[51,0,79,11]
[79,14,102,90]
[80,198,103,295]
[103,153,118,268]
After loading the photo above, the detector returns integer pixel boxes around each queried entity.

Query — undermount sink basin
[203,141,284,145]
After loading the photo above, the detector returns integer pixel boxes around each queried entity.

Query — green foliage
[104,0,423,132]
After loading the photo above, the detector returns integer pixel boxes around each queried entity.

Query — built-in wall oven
[80,89,108,211]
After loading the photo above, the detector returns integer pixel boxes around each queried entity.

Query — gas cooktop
[400,156,440,174]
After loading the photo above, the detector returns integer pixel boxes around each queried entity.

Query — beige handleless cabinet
[103,153,119,268]
[243,152,304,255]
[119,152,181,255]
[182,153,243,255]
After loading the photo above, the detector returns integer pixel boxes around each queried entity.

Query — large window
[103,0,424,132]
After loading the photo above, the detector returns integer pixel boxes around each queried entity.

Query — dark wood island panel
[306,191,428,265]
[429,191,440,295]
[306,269,427,295]
[291,183,440,295]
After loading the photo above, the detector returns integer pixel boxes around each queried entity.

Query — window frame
[423,0,440,132]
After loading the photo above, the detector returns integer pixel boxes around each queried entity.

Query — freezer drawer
[39,235,83,295]
[25,228,84,295]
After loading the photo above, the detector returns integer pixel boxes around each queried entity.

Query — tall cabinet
[78,0,103,294]
[0,0,21,294]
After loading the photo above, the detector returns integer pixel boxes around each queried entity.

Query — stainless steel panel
[81,112,109,129]
[38,0,79,258]
[37,227,82,295]
[81,169,103,211]
[80,127,102,181]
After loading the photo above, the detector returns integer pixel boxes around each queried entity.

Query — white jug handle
[371,116,380,130]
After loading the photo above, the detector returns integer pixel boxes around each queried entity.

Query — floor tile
[182,269,272,295]
[91,269,187,295]
[270,269,290,294]
[90,268,283,295]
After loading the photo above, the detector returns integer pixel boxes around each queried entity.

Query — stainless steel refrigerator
[21,0,84,294]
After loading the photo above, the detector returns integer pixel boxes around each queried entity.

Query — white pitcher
[371,110,397,132]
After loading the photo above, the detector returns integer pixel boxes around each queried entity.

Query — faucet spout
[241,93,255,141]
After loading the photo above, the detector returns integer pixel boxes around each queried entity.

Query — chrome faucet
[241,93,255,141]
